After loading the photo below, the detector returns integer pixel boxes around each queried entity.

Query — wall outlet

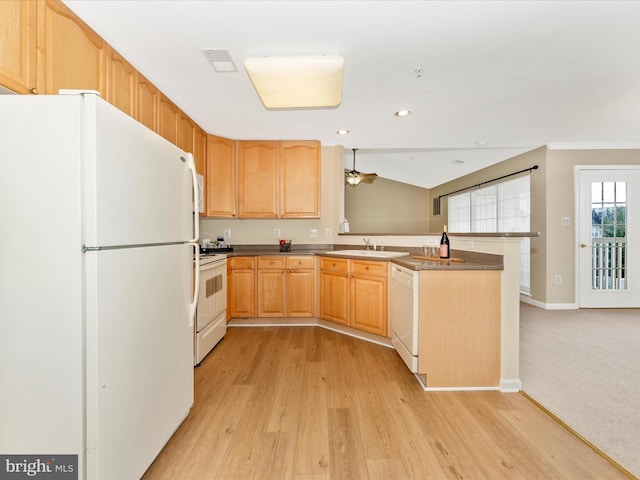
[309,229,318,238]
[562,217,571,226]
[223,229,231,238]
[325,228,332,238]
[274,228,281,238]
[426,239,438,246]
[555,275,562,285]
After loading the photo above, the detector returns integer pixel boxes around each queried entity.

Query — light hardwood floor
[143,326,627,480]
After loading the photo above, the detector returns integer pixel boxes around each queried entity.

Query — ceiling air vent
[202,48,238,73]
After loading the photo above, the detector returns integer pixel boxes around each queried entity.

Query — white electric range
[195,253,227,365]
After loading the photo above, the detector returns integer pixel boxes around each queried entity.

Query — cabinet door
[105,46,136,117]
[158,92,180,145]
[179,113,196,155]
[135,71,158,132]
[319,270,349,326]
[350,273,387,336]
[194,126,207,176]
[194,126,207,217]
[0,0,37,94]
[42,0,106,95]
[206,135,237,217]
[280,140,320,218]
[288,269,314,317]
[238,141,278,218]
[257,269,286,317]
[229,269,255,318]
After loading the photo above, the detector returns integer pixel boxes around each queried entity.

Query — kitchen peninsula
[225,232,532,392]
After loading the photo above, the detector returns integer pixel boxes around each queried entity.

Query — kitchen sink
[324,249,410,259]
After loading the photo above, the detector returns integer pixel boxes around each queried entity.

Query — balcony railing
[591,239,626,290]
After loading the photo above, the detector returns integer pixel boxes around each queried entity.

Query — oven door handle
[189,244,200,328]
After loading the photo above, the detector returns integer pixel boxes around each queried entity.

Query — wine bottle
[439,225,450,258]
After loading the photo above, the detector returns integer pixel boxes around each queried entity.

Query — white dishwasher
[391,264,419,372]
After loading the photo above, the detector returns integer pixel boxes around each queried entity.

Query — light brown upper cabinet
[180,114,208,216]
[194,126,207,176]
[206,135,237,218]
[237,140,320,219]
[42,0,106,95]
[280,140,320,218]
[105,46,136,117]
[238,141,279,218]
[134,71,159,132]
[179,112,196,155]
[194,126,207,216]
[0,0,38,94]
[158,92,180,144]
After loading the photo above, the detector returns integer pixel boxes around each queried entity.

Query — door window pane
[591,182,627,290]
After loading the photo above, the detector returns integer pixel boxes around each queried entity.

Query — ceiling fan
[345,148,378,187]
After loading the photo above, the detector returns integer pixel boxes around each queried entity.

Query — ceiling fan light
[244,55,344,109]
[346,173,362,186]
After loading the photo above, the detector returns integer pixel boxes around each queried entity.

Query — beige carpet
[519,303,640,478]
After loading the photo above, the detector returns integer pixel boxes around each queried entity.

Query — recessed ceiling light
[476,140,488,146]
[337,129,350,135]
[452,159,466,165]
[394,110,412,117]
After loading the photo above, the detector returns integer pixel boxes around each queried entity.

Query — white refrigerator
[0,91,199,479]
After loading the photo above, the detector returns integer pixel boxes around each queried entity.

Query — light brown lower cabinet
[257,256,315,318]
[319,257,388,337]
[228,256,255,319]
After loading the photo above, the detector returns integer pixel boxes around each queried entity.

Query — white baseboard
[520,295,578,310]
[500,378,523,393]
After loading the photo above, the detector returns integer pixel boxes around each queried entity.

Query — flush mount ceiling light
[244,55,344,109]
[337,129,350,135]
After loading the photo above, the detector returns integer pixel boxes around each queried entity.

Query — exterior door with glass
[578,166,640,307]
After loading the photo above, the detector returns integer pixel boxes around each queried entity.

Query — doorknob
[580,243,588,248]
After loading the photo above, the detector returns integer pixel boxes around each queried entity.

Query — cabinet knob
[29,87,39,95]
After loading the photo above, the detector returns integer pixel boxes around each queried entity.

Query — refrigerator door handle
[184,153,200,243]
[189,244,200,327]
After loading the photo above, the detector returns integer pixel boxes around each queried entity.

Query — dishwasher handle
[391,265,417,289]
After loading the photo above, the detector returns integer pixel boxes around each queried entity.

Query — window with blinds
[448,175,531,294]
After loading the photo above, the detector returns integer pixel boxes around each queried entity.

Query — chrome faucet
[363,237,370,250]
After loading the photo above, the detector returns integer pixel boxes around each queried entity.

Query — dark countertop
[225,245,503,271]
[390,255,503,271]
[338,231,540,238]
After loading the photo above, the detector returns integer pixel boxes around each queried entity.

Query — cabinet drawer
[286,256,314,269]
[320,256,348,273]
[229,256,255,269]
[351,259,387,277]
[257,256,286,269]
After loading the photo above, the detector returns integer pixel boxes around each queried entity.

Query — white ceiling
[63,0,640,188]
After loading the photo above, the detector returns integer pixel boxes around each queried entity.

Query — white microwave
[196,173,204,213]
